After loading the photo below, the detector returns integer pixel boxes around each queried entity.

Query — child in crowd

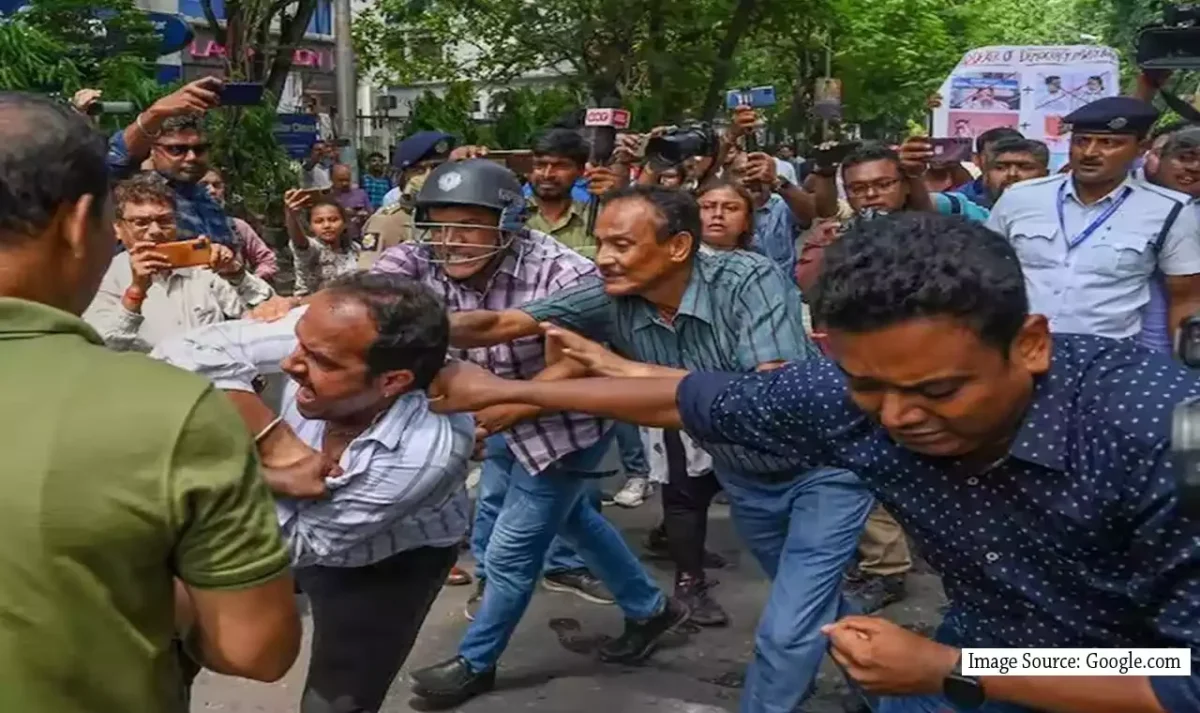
[284,188,361,296]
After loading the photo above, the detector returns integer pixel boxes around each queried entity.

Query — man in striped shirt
[374,160,683,708]
[153,273,473,713]
[445,185,874,713]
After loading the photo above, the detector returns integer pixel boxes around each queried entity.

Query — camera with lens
[1171,313,1200,516]
[645,124,718,170]
[1136,3,1200,70]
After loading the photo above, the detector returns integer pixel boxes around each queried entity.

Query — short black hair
[0,92,108,245]
[532,128,590,167]
[324,272,450,389]
[812,212,1028,351]
[987,137,1050,168]
[368,152,385,161]
[841,142,901,175]
[159,113,205,137]
[975,127,1023,154]
[600,184,702,257]
[1045,75,1061,83]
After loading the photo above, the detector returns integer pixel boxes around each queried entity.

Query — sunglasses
[157,143,211,157]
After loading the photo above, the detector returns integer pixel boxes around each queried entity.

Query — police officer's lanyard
[1057,180,1133,250]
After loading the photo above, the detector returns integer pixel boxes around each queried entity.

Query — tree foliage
[0,0,160,102]
[360,0,1169,145]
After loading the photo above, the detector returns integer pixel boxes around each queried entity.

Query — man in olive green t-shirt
[0,92,301,712]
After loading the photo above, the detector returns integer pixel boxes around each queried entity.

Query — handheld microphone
[584,106,631,236]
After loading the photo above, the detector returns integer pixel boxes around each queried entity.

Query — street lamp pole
[334,0,357,178]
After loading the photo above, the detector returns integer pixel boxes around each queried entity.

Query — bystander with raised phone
[83,174,275,353]
[105,76,242,250]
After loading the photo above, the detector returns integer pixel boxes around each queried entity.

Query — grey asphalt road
[190,489,946,713]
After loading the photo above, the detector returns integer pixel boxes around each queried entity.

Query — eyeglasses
[845,177,902,197]
[122,216,176,231]
[156,143,210,157]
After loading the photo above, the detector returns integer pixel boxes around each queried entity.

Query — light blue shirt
[751,193,798,278]
[382,185,403,208]
[986,173,1200,341]
[151,309,475,568]
[934,191,990,224]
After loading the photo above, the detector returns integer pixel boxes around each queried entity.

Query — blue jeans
[614,421,649,475]
[471,435,596,577]
[716,466,873,713]
[459,436,666,672]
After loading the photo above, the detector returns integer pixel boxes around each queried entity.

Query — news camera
[645,124,718,170]
[1135,3,1200,70]
[1170,313,1200,517]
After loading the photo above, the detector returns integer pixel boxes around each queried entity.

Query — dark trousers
[660,429,721,579]
[295,545,456,713]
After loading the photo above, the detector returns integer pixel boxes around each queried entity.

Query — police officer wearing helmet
[372,159,679,708]
[986,96,1200,353]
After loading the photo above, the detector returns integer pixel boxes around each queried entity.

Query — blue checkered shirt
[106,131,236,249]
[362,174,394,210]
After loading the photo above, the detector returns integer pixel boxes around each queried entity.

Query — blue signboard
[146,11,193,56]
[0,3,193,58]
[275,114,319,159]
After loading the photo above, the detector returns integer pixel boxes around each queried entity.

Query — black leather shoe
[675,575,729,627]
[598,596,690,664]
[411,656,495,707]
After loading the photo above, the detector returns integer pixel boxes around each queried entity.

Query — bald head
[331,163,353,192]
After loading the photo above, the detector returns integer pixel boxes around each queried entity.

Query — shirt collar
[355,391,427,451]
[755,193,785,215]
[0,297,103,345]
[1061,173,1134,206]
[529,198,586,232]
[1006,340,1075,472]
[629,258,712,331]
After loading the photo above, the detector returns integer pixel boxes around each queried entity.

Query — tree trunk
[699,0,758,120]
[265,0,319,106]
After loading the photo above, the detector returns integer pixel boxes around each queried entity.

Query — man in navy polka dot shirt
[430,212,1200,713]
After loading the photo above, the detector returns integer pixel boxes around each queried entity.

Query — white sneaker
[613,476,652,508]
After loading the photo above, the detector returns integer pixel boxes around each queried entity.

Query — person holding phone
[283,188,361,296]
[106,77,240,250]
[83,174,275,353]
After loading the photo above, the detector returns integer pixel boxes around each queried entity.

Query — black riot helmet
[411,159,529,266]
[413,159,528,231]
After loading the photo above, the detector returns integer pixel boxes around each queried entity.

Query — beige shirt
[83,254,274,353]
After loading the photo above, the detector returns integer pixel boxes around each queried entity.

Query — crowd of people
[0,63,1199,713]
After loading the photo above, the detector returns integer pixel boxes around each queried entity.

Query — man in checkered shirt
[374,158,685,708]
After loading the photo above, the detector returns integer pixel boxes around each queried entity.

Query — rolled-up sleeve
[106,130,137,180]
[519,278,613,343]
[82,265,152,353]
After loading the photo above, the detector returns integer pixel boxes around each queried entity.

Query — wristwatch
[943,655,986,709]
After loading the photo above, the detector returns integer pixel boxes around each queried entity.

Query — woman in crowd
[283,188,360,296]
[695,177,756,253]
[200,168,278,282]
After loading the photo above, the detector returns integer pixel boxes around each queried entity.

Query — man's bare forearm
[449,309,539,348]
[779,183,818,223]
[483,375,686,428]
[223,391,324,496]
[983,674,1166,713]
